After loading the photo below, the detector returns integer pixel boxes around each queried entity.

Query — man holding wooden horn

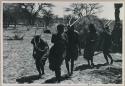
[65,25,80,76]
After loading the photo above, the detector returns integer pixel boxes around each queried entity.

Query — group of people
[31,23,113,83]
[49,24,80,82]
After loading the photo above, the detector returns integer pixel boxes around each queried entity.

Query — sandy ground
[3,28,122,84]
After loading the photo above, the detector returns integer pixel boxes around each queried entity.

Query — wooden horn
[70,16,81,27]
[104,20,112,27]
[69,16,73,25]
[107,20,113,26]
[104,20,110,26]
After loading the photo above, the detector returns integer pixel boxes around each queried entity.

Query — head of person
[89,24,96,33]
[57,24,64,34]
[34,35,41,43]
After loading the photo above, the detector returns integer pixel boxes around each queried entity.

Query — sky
[51,2,124,20]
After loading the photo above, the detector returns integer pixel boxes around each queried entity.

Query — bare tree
[66,3,103,17]
[3,3,54,39]
[3,3,23,29]
[19,3,54,26]
[42,10,53,30]
[65,3,103,25]
[3,3,54,30]
[64,15,76,25]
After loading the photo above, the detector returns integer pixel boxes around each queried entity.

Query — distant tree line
[3,3,55,30]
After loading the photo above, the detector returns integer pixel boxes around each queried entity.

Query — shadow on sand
[94,63,108,69]
[16,75,40,83]
[90,66,122,84]
[74,64,91,71]
[44,74,70,83]
[75,63,108,71]
[114,60,122,62]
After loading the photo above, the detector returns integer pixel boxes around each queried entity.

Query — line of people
[31,23,113,83]
[48,24,113,83]
[49,24,80,82]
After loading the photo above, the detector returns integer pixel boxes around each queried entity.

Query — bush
[7,34,24,40]
[44,30,51,34]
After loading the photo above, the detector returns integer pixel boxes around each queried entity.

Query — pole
[70,16,81,27]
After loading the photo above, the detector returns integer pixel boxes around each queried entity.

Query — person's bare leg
[108,54,113,64]
[71,59,74,75]
[36,63,41,77]
[103,53,109,64]
[65,59,70,75]
[91,57,94,68]
[41,65,45,75]
[55,69,61,83]
[87,60,90,67]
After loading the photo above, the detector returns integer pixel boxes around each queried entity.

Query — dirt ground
[3,28,122,84]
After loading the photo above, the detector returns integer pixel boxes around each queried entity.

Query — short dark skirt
[66,48,79,61]
[83,49,94,60]
[33,49,49,66]
[49,45,66,71]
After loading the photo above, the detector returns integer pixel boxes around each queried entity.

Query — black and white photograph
[1,1,124,84]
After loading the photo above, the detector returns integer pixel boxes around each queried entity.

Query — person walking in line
[65,25,80,76]
[101,25,113,65]
[31,35,49,78]
[83,24,97,68]
[48,24,67,83]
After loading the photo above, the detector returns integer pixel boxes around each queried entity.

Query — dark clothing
[66,30,79,61]
[100,31,113,64]
[31,35,49,75]
[100,32,112,53]
[31,36,49,63]
[84,32,97,60]
[49,33,67,71]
